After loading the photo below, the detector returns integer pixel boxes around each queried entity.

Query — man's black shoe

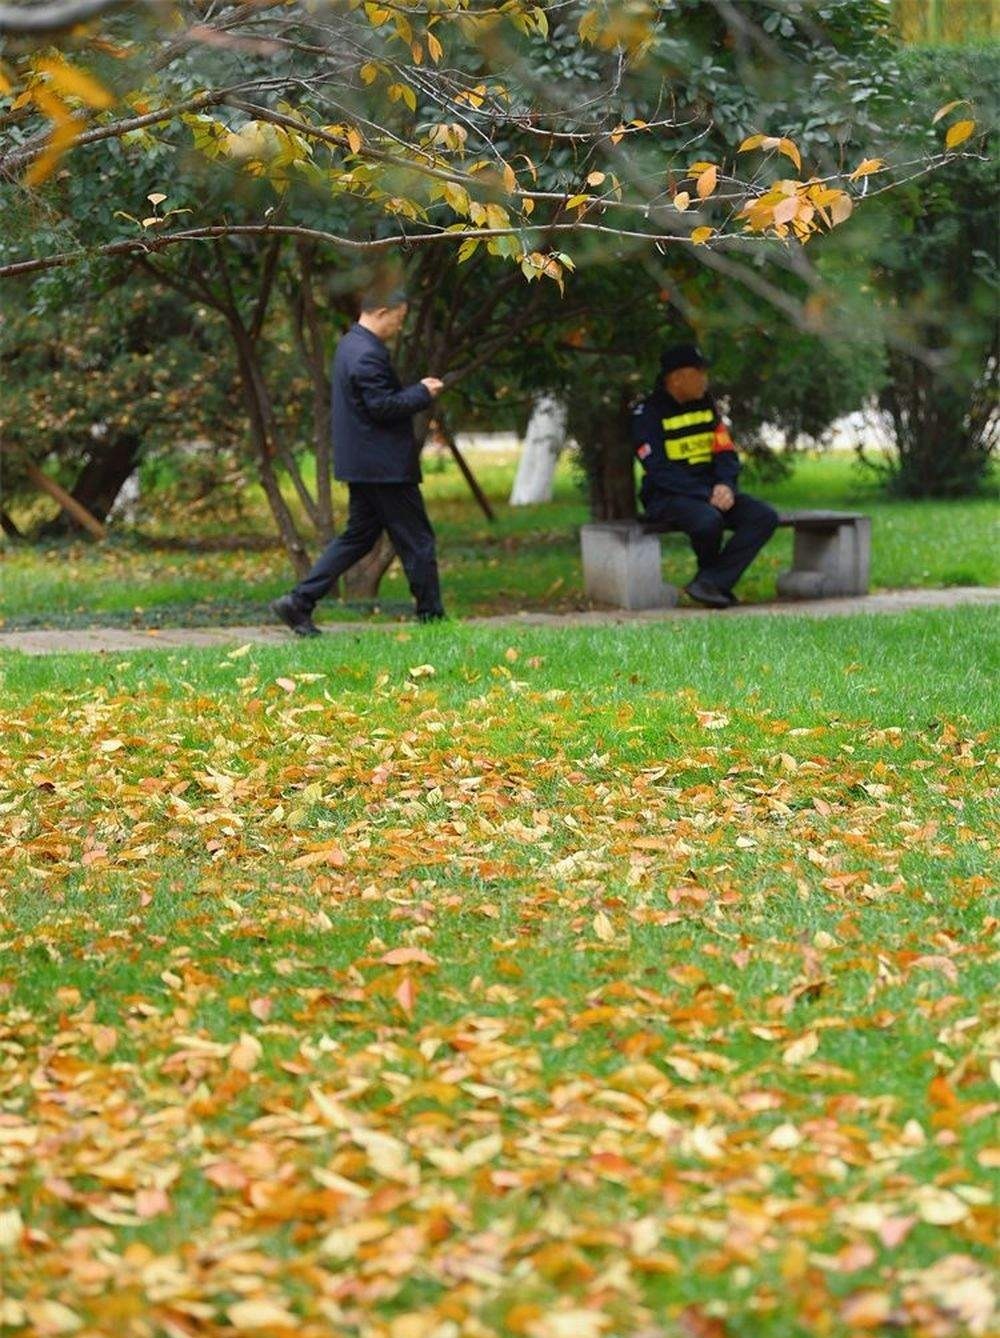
[272,595,322,637]
[417,610,447,624]
[684,578,731,609]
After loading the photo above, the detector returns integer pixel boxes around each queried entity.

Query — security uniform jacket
[331,323,432,484]
[630,388,739,511]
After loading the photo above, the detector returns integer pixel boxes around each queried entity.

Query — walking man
[630,343,778,607]
[272,289,446,636]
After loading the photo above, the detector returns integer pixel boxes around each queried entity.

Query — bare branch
[0,219,735,281]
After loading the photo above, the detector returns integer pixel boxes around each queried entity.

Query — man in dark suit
[272,289,445,635]
[630,343,778,607]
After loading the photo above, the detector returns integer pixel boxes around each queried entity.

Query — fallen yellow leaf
[782,1031,819,1065]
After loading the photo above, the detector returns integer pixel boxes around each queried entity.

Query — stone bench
[580,510,871,610]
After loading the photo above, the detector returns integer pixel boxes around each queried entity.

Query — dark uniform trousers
[291,482,444,617]
[645,492,779,594]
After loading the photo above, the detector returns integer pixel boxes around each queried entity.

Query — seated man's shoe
[684,577,731,609]
[272,595,322,637]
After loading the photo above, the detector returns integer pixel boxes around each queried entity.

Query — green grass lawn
[2,451,997,629]
[1,608,997,1336]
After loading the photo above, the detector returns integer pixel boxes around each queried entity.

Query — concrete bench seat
[581,509,871,610]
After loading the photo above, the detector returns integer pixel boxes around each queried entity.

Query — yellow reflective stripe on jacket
[665,431,714,463]
[661,409,714,432]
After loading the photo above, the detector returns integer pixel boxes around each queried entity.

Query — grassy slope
[2,452,997,628]
[1,608,997,1335]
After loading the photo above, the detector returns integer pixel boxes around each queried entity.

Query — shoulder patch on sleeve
[636,442,652,460]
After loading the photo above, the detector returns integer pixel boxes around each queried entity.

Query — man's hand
[710,483,735,512]
[421,377,445,398]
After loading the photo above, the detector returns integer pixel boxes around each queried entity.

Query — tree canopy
[0,0,983,288]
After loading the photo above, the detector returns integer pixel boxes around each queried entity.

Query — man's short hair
[359,287,408,312]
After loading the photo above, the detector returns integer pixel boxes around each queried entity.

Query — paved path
[1,587,996,656]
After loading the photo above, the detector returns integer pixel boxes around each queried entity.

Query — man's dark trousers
[646,492,779,593]
[291,483,443,617]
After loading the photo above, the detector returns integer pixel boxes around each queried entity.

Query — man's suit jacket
[331,323,431,483]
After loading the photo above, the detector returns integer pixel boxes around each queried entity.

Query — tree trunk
[588,439,638,520]
[571,390,638,521]
[143,250,312,577]
[251,342,320,532]
[880,350,996,498]
[1,508,24,540]
[341,531,397,599]
[25,461,107,539]
[438,414,494,521]
[229,320,311,577]
[294,243,335,545]
[70,431,142,522]
[510,395,568,505]
[37,431,143,536]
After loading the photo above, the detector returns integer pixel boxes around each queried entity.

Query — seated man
[630,343,778,608]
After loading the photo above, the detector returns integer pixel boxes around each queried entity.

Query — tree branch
[248,234,282,344]
[0,0,142,35]
[0,220,724,281]
[0,83,274,175]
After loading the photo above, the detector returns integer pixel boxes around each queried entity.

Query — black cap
[660,343,708,374]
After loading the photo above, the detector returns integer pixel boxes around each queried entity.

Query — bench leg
[777,518,871,599]
[581,524,679,610]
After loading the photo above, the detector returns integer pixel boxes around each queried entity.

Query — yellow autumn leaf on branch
[696,164,718,199]
[773,194,800,226]
[849,157,885,180]
[932,98,969,124]
[778,138,802,171]
[37,56,114,110]
[829,192,854,225]
[578,8,600,42]
[23,118,82,187]
[945,119,975,149]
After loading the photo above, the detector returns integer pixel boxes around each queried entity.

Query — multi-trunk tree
[0,1,987,559]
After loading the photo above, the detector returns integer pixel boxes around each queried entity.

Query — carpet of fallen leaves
[1,652,997,1338]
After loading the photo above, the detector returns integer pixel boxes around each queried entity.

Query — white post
[509,394,568,505]
[109,471,141,524]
